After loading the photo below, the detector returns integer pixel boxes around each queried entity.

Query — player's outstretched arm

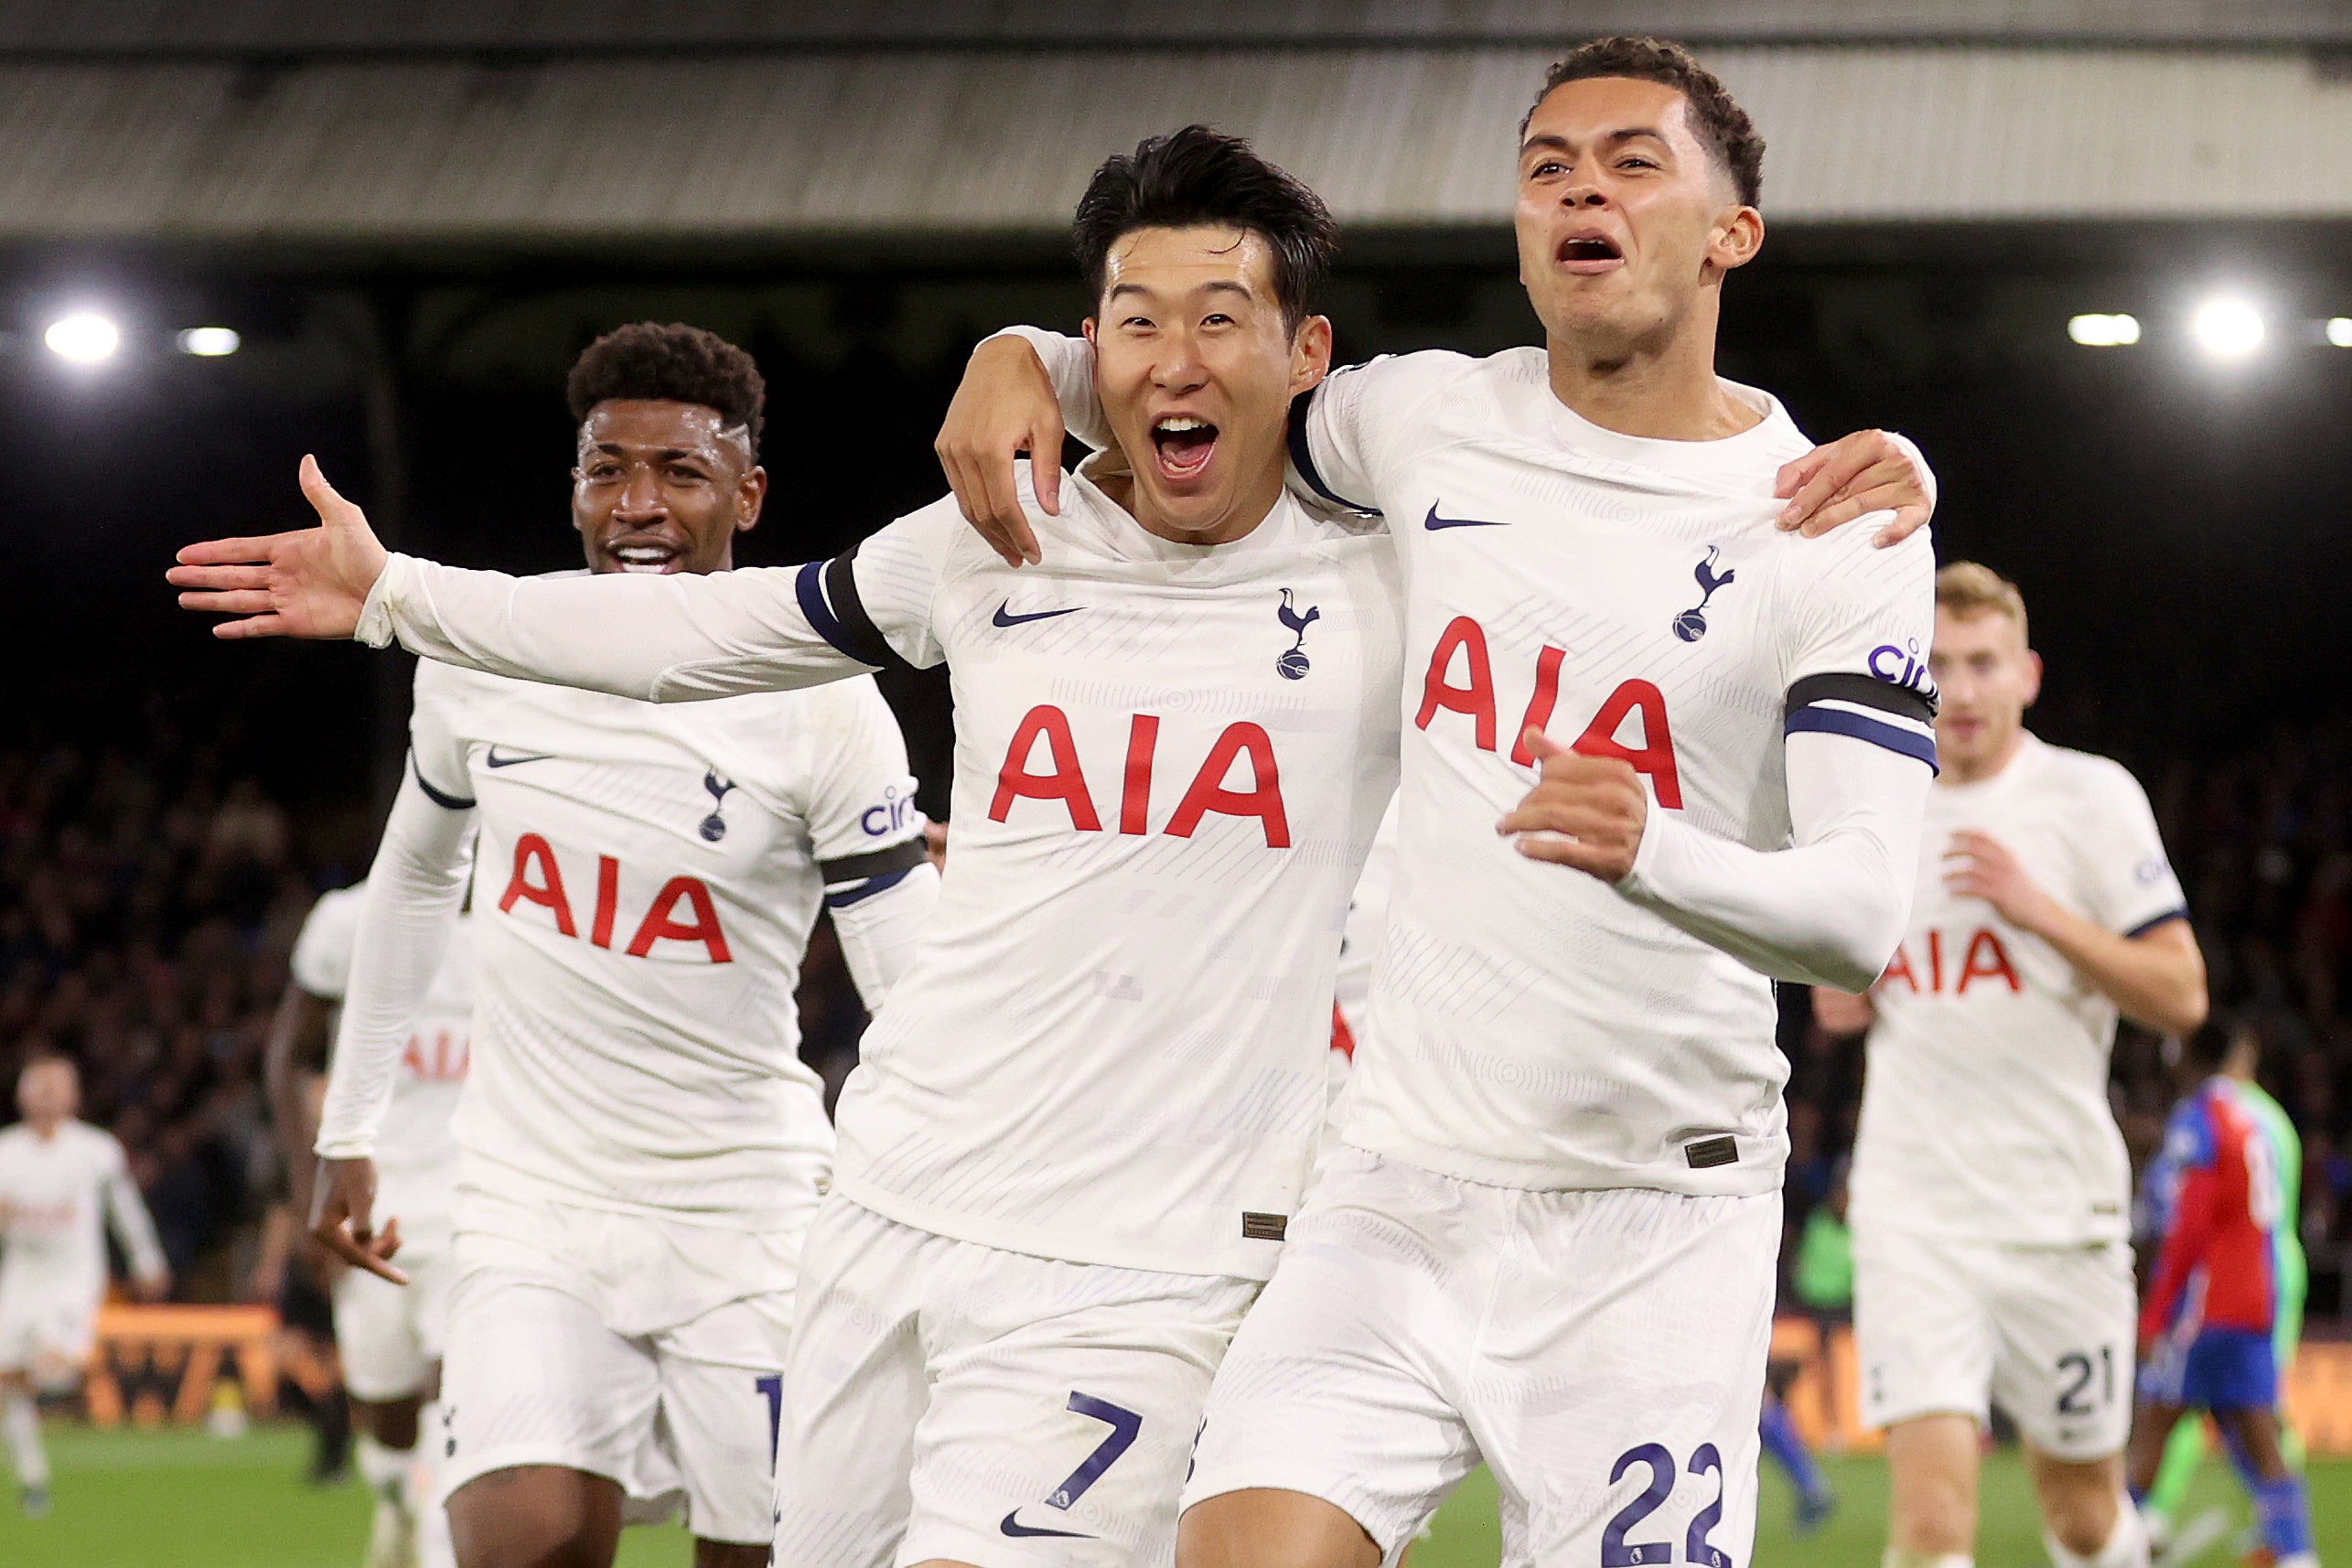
[101,1151,170,1300]
[168,456,388,639]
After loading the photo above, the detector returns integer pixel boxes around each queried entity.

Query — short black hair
[1523,37,1766,208]
[1072,125,1338,332]
[2181,1014,2255,1077]
[565,322,766,458]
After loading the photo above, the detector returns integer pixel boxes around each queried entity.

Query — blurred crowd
[4,680,2348,1323]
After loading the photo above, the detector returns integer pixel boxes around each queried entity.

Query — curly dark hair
[565,322,766,457]
[1073,125,1338,331]
[1522,37,1765,208]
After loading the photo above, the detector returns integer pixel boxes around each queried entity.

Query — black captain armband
[819,838,930,909]
[794,543,912,673]
[1782,671,1939,772]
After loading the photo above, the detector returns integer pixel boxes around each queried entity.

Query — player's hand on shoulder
[1775,429,1933,548]
[1498,728,1647,883]
[937,335,1060,567]
[167,455,389,639]
[306,1155,409,1286]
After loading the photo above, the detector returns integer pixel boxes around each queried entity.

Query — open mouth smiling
[1151,414,1219,483]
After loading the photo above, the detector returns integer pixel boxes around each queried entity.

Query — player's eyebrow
[1519,126,1670,160]
[1105,279,1256,306]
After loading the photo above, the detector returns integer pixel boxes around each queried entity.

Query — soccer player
[173,124,1925,1568]
[0,1055,169,1517]
[295,324,937,1568]
[1813,562,2206,1568]
[2137,1019,2310,1551]
[273,881,477,1568]
[937,38,1941,1568]
[2130,1019,2318,1568]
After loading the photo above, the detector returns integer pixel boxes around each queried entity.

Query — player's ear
[1708,203,1764,274]
[1289,314,1334,396]
[2021,649,2044,709]
[1082,317,1099,349]
[736,465,768,534]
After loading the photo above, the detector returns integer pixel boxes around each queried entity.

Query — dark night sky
[5,220,2347,858]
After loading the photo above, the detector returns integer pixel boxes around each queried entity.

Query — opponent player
[274,881,477,1568]
[2137,1019,2310,1553]
[2129,1019,2319,1568]
[308,325,937,1568]
[0,1056,169,1517]
[171,124,1927,1568]
[937,38,1941,1568]
[1813,564,2204,1568]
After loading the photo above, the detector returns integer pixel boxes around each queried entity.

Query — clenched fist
[1497,728,1649,883]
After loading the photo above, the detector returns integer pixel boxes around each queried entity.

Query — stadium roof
[0,5,2349,241]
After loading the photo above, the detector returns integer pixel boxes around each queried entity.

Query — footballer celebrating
[302,325,937,1568]
[273,882,478,1568]
[0,1056,169,1519]
[176,124,1928,1568]
[939,38,1943,1568]
[1815,563,2206,1568]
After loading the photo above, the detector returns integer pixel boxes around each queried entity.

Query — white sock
[1,1391,49,1490]
[354,1433,413,1512]
[1883,1552,1973,1568]
[2044,1498,2150,1568]
[413,1402,456,1568]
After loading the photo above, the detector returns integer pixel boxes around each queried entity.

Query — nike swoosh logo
[485,747,557,768]
[993,600,1087,628]
[1423,503,1509,531]
[1000,1510,1091,1540]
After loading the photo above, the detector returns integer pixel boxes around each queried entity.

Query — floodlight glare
[177,327,241,357]
[2190,298,2264,359]
[2067,314,2141,347]
[2328,317,2352,349]
[43,312,121,364]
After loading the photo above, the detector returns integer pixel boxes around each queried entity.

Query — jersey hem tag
[1241,1212,1288,1241]
[1683,1136,1738,1170]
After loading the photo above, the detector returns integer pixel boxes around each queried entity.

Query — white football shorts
[0,1272,99,1376]
[1181,1144,1779,1567]
[332,1228,455,1402]
[771,1194,1262,1568]
[1854,1223,2135,1461]
[440,1187,814,1545]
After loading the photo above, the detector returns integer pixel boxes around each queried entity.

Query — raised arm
[172,458,940,701]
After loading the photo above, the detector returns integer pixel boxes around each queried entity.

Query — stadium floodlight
[176,327,240,357]
[43,312,121,363]
[2067,314,2140,347]
[2189,297,2264,359]
[2328,317,2352,349]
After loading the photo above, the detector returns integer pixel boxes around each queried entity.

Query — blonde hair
[1935,561,2028,646]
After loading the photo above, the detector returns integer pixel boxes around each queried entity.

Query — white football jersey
[1332,794,1399,1051]
[0,1121,165,1299]
[362,467,1404,1279]
[290,885,474,1234]
[1296,348,1939,1197]
[408,653,923,1226]
[1850,732,2188,1245]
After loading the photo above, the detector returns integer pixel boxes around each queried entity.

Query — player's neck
[1092,459,1284,548]
[1542,298,1758,443]
[27,1118,63,1140]
[1941,725,2028,786]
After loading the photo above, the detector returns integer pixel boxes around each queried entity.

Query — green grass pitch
[0,1425,2342,1566]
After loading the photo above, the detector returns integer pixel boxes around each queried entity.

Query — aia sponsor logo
[1879,927,2020,994]
[989,706,1292,847]
[498,833,733,963]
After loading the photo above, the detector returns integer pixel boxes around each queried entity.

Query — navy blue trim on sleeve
[824,865,916,909]
[412,754,475,811]
[2125,908,2191,940]
[1785,671,1939,725]
[1785,706,1939,773]
[1285,388,1377,514]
